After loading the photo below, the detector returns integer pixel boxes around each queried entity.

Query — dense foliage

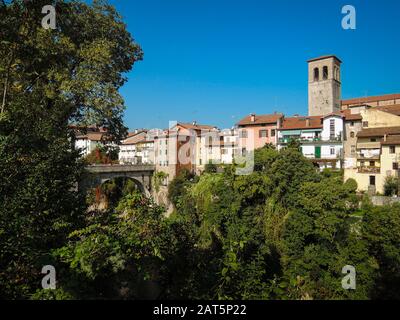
[30,145,399,300]
[0,0,142,299]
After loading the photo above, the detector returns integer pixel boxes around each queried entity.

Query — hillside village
[75,55,400,196]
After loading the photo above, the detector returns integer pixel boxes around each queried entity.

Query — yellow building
[344,126,400,194]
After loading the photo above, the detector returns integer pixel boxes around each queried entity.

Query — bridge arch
[98,175,149,197]
[79,164,155,198]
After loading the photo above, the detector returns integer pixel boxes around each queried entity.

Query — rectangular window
[240,130,248,138]
[350,121,354,127]
[351,145,356,155]
[369,175,376,186]
[330,119,335,139]
[390,146,396,154]
[259,130,268,138]
[393,162,399,170]
[363,121,369,128]
[242,147,246,156]
[330,147,335,155]
[370,161,375,167]
[271,129,276,137]
[371,138,377,142]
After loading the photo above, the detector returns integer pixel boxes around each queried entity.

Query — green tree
[362,204,400,299]
[0,0,142,298]
[383,175,399,196]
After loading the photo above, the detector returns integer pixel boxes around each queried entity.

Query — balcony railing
[279,136,342,144]
[356,152,381,160]
[356,142,381,149]
[357,166,381,173]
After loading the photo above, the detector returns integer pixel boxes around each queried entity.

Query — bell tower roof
[307,55,342,63]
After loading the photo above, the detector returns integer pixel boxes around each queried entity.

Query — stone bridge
[79,164,155,196]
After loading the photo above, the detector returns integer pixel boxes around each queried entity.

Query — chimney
[306,117,310,127]
[250,113,255,122]
[277,115,284,128]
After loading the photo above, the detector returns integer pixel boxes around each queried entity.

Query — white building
[119,130,157,165]
[220,128,239,164]
[73,126,110,157]
[277,114,344,169]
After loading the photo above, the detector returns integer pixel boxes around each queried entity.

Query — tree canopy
[0,0,142,298]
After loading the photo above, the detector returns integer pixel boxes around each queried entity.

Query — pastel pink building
[236,113,283,154]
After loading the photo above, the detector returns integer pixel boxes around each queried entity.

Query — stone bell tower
[308,55,342,116]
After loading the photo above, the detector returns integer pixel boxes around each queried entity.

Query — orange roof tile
[381,135,400,145]
[280,116,322,130]
[341,94,400,106]
[177,122,217,130]
[374,104,400,116]
[237,113,283,126]
[122,132,147,145]
[340,109,363,121]
[357,127,400,138]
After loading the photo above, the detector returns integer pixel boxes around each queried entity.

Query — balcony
[356,152,381,160]
[356,141,381,149]
[357,166,381,173]
[279,136,342,144]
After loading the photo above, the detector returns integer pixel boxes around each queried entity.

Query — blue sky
[108,0,400,130]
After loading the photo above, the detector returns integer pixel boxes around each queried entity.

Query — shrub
[383,176,399,196]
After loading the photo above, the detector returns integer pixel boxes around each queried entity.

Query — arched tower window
[323,66,328,80]
[313,68,319,81]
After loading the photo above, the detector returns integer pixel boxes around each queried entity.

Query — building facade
[119,130,157,165]
[236,113,282,155]
[277,114,344,169]
[73,126,111,157]
[344,127,400,194]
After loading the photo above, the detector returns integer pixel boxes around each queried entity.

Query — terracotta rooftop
[237,113,283,126]
[177,122,217,130]
[322,112,344,118]
[340,109,363,121]
[341,94,400,106]
[75,131,107,141]
[381,135,400,145]
[374,104,400,116]
[127,130,147,138]
[122,131,148,145]
[357,126,400,138]
[279,115,322,130]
